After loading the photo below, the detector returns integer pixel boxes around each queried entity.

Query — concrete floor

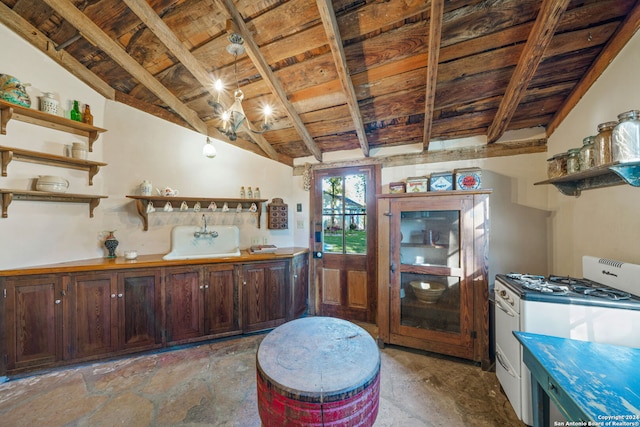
[0,323,525,426]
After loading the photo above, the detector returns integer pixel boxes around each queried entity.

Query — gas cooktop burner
[506,273,569,294]
[572,286,631,300]
[504,273,635,300]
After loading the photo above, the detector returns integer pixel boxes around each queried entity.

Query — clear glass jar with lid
[594,121,617,166]
[579,136,595,171]
[547,152,568,178]
[567,148,581,174]
[612,110,640,163]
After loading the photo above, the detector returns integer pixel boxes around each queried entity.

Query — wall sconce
[203,136,217,158]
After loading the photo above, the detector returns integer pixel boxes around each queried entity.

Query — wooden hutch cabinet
[377,191,491,369]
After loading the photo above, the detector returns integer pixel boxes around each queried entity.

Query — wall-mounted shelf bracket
[0,100,107,151]
[0,189,107,218]
[534,162,640,196]
[126,195,267,231]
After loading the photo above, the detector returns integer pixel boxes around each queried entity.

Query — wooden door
[4,275,63,371]
[164,267,203,344]
[313,165,380,322]
[118,269,161,351]
[203,264,240,337]
[71,272,118,359]
[242,261,288,332]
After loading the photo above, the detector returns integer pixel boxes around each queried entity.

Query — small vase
[104,231,119,258]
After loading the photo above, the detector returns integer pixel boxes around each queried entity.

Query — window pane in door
[322,174,367,254]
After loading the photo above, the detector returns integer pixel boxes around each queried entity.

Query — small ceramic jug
[140,180,152,196]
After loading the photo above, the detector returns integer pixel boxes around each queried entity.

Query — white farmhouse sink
[163,225,240,260]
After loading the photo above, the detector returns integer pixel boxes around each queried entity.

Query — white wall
[0,23,297,269]
[546,30,640,276]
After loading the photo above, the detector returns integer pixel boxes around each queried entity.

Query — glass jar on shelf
[566,148,581,174]
[579,135,595,171]
[547,152,568,178]
[612,110,640,163]
[594,121,617,166]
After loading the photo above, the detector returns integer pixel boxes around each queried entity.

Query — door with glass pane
[389,195,474,352]
[313,165,379,322]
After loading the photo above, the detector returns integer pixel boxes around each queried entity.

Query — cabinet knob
[118,293,123,298]
[111,294,116,298]
[204,285,209,289]
[199,285,204,290]
[55,299,61,304]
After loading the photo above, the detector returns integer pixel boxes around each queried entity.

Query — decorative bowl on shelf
[409,281,446,303]
[36,175,69,193]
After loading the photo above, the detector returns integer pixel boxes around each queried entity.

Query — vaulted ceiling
[1,0,639,167]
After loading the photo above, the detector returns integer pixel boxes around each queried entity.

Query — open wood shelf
[534,161,640,196]
[0,145,107,185]
[126,195,268,231]
[0,189,108,218]
[0,100,107,151]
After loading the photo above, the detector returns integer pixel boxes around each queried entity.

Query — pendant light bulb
[203,136,217,158]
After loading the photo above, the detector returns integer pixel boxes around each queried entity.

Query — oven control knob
[498,290,507,298]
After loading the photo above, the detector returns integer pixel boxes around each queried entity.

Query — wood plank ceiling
[1,0,638,167]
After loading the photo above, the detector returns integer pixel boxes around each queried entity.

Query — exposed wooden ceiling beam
[423,0,444,151]
[0,2,115,100]
[292,137,547,175]
[486,0,570,143]
[316,0,369,157]
[40,0,208,134]
[546,2,640,137]
[122,0,280,161]
[218,0,323,162]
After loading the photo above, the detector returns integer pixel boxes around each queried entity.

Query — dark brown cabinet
[69,272,118,359]
[69,269,161,360]
[291,253,309,319]
[203,264,240,337]
[1,250,308,376]
[165,267,202,344]
[118,270,162,351]
[377,191,491,369]
[242,261,288,332]
[165,264,240,345]
[2,274,64,372]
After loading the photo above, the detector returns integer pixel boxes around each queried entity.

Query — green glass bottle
[70,100,81,122]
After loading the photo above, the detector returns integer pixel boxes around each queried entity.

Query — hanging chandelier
[208,33,273,141]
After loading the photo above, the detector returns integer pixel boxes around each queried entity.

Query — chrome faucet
[194,215,218,238]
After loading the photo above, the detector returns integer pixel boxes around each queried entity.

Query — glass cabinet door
[390,196,473,342]
[399,209,460,268]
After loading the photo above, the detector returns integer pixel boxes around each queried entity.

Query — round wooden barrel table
[256,316,380,426]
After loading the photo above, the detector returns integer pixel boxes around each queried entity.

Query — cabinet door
[203,265,240,337]
[118,270,162,351]
[242,261,288,332]
[70,272,118,359]
[389,195,476,359]
[3,275,63,371]
[165,267,203,344]
[291,253,309,319]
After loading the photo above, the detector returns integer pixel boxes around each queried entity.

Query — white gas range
[494,256,640,426]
